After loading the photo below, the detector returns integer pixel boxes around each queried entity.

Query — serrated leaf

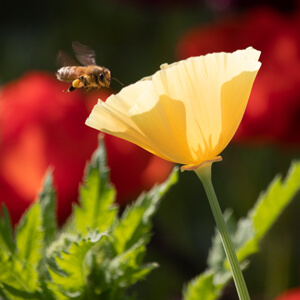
[0,138,178,299]
[38,170,57,248]
[48,233,106,297]
[73,137,117,236]
[183,271,220,300]
[0,287,10,300]
[112,167,178,254]
[107,240,158,287]
[15,203,43,270]
[0,249,39,296]
[0,204,15,254]
[36,171,58,282]
[46,233,79,260]
[44,282,69,300]
[38,282,57,300]
[0,173,57,298]
[45,281,72,300]
[236,160,300,262]
[83,167,178,298]
[183,160,300,300]
[252,161,300,237]
[208,161,300,272]
[1,283,38,299]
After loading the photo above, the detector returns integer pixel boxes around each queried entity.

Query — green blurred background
[1,0,300,299]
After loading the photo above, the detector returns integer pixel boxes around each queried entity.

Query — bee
[56,41,119,93]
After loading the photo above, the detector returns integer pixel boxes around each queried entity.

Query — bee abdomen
[56,66,78,82]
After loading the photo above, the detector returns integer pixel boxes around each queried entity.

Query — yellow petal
[86,47,261,169]
[129,92,195,164]
[150,47,261,163]
[86,81,180,162]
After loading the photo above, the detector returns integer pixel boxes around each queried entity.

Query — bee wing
[56,50,79,67]
[72,41,96,66]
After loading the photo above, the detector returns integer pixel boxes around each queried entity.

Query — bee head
[99,68,111,88]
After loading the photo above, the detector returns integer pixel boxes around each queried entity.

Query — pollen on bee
[72,79,83,88]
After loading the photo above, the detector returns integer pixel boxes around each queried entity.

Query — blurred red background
[176,6,300,146]
[275,287,300,300]
[0,72,173,225]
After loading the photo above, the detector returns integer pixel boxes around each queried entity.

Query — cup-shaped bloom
[86,48,261,171]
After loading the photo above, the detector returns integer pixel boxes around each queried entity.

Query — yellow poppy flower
[86,47,261,171]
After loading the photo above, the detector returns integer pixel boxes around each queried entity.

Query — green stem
[194,162,250,300]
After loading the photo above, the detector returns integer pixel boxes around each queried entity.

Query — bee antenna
[112,77,124,86]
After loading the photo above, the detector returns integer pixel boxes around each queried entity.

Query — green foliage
[0,139,178,300]
[1,135,299,300]
[183,160,300,300]
[71,141,117,236]
[0,205,15,254]
[183,271,219,300]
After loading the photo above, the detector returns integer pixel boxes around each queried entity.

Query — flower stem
[194,163,250,300]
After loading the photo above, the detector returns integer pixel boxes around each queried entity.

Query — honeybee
[56,41,118,93]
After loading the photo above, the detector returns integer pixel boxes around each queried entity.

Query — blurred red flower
[176,7,300,145]
[0,71,173,225]
[275,287,300,300]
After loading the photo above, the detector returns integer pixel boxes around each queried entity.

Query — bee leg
[79,76,88,88]
[73,78,84,88]
[63,85,75,93]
